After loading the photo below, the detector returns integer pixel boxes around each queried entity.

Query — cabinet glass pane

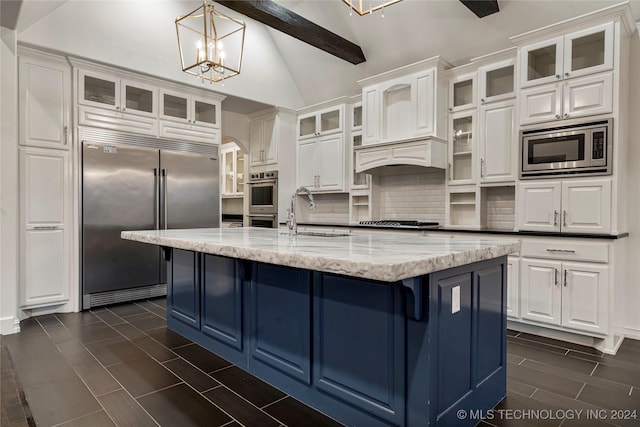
[453,79,473,107]
[224,151,234,193]
[486,66,514,97]
[320,110,340,132]
[527,45,557,81]
[353,105,362,128]
[571,31,605,71]
[195,101,216,124]
[236,154,245,194]
[84,75,115,105]
[299,116,316,137]
[452,116,473,154]
[164,94,188,119]
[125,85,153,113]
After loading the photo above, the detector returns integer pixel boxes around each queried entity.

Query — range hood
[354,137,447,173]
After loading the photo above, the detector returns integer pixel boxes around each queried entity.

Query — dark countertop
[292,222,629,240]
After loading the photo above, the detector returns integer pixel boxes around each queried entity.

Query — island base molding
[165,248,508,427]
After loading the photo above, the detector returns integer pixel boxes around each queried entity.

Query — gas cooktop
[358,220,440,229]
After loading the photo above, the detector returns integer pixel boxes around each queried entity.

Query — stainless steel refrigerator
[81,128,219,309]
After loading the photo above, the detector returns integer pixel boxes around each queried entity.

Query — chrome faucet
[288,187,315,235]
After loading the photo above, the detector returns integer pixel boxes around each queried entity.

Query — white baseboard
[0,316,20,335]
[623,326,640,341]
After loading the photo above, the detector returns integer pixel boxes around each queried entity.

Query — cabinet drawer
[520,240,608,263]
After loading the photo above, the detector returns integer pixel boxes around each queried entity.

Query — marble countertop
[121,228,520,282]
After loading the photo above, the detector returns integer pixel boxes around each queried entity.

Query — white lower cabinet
[520,257,608,335]
[507,256,520,319]
[19,147,71,308]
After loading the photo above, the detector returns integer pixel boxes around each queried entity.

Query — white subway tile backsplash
[485,186,515,230]
[298,193,350,224]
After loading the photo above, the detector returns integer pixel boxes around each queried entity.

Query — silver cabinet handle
[563,210,567,227]
[34,226,59,230]
[480,159,485,178]
[553,210,558,226]
[555,114,561,119]
[546,249,576,254]
[63,126,68,145]
[564,269,568,287]
[448,163,452,181]
[554,268,559,286]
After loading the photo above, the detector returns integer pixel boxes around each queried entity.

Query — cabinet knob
[122,107,126,112]
[480,98,485,103]
[564,113,569,118]
[448,107,453,112]
[565,72,569,78]
[116,106,120,110]
[555,114,561,119]
[555,74,561,79]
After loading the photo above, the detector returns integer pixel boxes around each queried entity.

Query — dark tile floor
[1,298,639,427]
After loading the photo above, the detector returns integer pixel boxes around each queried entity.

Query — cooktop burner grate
[358,220,440,228]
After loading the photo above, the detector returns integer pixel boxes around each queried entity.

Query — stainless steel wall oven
[248,170,278,228]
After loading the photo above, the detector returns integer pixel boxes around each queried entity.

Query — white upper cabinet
[519,22,613,88]
[478,58,516,104]
[160,90,220,128]
[517,179,611,234]
[448,72,476,112]
[19,52,71,150]
[79,70,157,118]
[448,111,476,185]
[250,111,278,167]
[478,99,517,183]
[297,105,343,139]
[221,143,245,197]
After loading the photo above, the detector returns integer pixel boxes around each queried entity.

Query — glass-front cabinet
[160,90,219,128]
[221,143,245,197]
[448,111,476,185]
[297,105,343,139]
[478,58,515,104]
[448,72,476,112]
[519,22,613,88]
[79,70,157,117]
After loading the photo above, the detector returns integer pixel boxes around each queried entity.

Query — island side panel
[405,256,507,427]
[167,248,200,331]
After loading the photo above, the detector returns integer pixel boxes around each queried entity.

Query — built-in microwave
[520,119,612,179]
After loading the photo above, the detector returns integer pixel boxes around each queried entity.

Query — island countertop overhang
[121,228,520,282]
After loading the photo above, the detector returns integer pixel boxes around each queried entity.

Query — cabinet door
[221,147,235,196]
[563,72,613,121]
[362,85,380,144]
[121,79,156,117]
[319,106,343,135]
[298,112,317,139]
[507,256,520,319]
[449,111,475,185]
[478,59,516,104]
[168,249,200,330]
[160,90,189,122]
[262,114,278,165]
[521,258,562,326]
[317,134,344,191]
[19,55,70,150]
[562,262,608,335]
[479,100,516,183]
[297,139,317,189]
[448,72,475,112]
[414,70,435,136]
[192,94,219,128]
[19,147,70,308]
[563,22,614,80]
[517,181,561,232]
[519,83,562,125]
[561,180,611,234]
[78,70,119,110]
[519,36,564,88]
[249,119,264,166]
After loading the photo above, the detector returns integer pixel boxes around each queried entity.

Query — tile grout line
[590,362,599,376]
[49,409,107,427]
[208,383,286,426]
[260,394,289,410]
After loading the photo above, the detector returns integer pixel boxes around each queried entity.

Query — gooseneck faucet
[288,187,315,235]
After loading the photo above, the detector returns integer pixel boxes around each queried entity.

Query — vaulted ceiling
[4,0,640,113]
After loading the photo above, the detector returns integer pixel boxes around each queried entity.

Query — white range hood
[354,137,447,173]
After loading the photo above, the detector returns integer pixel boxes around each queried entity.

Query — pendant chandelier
[175,1,246,83]
[343,0,402,16]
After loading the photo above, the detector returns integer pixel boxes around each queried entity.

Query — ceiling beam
[215,0,366,65]
[459,0,499,18]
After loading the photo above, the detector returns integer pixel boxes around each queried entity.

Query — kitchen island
[122,228,519,427]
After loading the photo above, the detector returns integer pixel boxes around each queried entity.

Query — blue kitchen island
[121,228,519,427]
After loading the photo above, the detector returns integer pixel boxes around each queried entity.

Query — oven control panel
[249,170,278,181]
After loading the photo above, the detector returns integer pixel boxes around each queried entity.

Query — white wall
[16,0,306,110]
[0,28,20,334]
[624,30,640,338]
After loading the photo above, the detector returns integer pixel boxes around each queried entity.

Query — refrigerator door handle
[154,168,160,230]
[162,168,168,230]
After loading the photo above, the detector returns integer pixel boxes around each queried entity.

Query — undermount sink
[281,231,351,237]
